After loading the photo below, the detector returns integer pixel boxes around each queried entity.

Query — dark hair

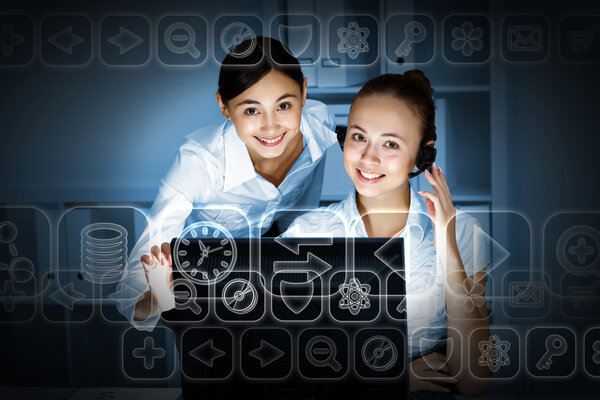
[352,71,437,178]
[217,36,304,103]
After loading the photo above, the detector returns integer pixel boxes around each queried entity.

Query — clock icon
[173,221,237,285]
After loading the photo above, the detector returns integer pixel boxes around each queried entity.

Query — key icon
[536,334,567,370]
[395,21,427,57]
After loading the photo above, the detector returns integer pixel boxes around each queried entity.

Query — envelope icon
[507,25,543,52]
[509,281,543,307]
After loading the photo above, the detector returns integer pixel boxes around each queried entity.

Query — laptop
[162,236,407,399]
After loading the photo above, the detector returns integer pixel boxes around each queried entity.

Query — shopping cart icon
[567,281,600,309]
[566,24,600,53]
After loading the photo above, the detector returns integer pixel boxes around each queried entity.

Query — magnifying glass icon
[164,22,201,59]
[306,336,342,372]
[173,278,203,315]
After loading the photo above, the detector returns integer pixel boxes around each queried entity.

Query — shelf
[308,85,490,99]
[308,86,362,95]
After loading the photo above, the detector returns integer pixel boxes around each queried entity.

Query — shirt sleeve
[115,140,217,330]
[455,213,492,277]
[115,182,192,331]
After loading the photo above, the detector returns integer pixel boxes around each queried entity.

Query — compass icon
[173,221,237,285]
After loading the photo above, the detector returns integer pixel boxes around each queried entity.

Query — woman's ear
[215,92,231,120]
[301,77,308,106]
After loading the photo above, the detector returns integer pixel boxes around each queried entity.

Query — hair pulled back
[218,36,304,103]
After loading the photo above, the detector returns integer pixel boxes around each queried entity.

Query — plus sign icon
[0,15,33,66]
[557,225,600,274]
[121,327,176,380]
[544,213,600,297]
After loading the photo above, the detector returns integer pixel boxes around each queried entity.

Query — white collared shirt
[283,183,491,357]
[117,100,337,330]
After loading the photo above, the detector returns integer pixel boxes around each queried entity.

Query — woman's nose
[261,112,280,135]
[361,144,380,165]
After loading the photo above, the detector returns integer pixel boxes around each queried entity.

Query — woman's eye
[245,108,258,115]
[384,141,399,149]
[278,103,290,111]
[351,133,365,142]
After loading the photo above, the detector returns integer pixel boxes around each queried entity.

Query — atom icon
[337,21,369,60]
[339,277,371,315]
[478,335,511,372]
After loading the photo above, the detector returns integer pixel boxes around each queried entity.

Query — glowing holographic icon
[132,337,166,370]
[220,22,256,58]
[478,335,511,372]
[173,221,237,285]
[337,21,369,59]
[592,340,600,364]
[222,278,258,314]
[80,222,128,284]
[338,277,370,315]
[164,22,201,58]
[536,334,567,370]
[361,335,398,372]
[395,20,427,57]
[451,21,484,57]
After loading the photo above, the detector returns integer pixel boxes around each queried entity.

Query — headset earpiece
[335,125,347,151]
[409,144,436,178]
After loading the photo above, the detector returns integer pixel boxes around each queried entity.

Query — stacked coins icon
[80,223,128,284]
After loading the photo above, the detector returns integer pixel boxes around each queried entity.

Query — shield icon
[277,24,313,58]
[279,279,314,314]
[418,336,454,371]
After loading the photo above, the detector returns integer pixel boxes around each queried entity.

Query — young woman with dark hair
[284,71,493,397]
[116,37,338,328]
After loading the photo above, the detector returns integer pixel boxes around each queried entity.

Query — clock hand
[206,246,224,254]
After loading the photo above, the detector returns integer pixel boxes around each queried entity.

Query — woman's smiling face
[217,68,307,161]
[343,94,424,198]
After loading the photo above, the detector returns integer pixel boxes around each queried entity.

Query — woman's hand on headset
[417,163,458,252]
[418,163,456,229]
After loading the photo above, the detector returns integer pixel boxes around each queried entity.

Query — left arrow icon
[50,282,85,310]
[48,26,84,54]
[190,339,226,368]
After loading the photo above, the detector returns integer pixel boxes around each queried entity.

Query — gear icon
[337,21,369,60]
[478,335,511,372]
[339,277,370,315]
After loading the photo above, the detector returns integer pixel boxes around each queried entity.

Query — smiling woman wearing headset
[116,36,338,329]
[283,71,493,398]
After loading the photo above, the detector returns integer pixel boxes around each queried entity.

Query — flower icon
[453,276,485,312]
[451,21,484,57]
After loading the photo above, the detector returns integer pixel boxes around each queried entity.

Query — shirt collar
[343,182,431,244]
[299,111,332,164]
[404,185,430,244]
[223,120,257,192]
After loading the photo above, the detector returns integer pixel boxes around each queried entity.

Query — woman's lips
[356,168,385,183]
[255,132,286,147]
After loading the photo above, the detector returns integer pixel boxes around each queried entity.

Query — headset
[335,125,437,179]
